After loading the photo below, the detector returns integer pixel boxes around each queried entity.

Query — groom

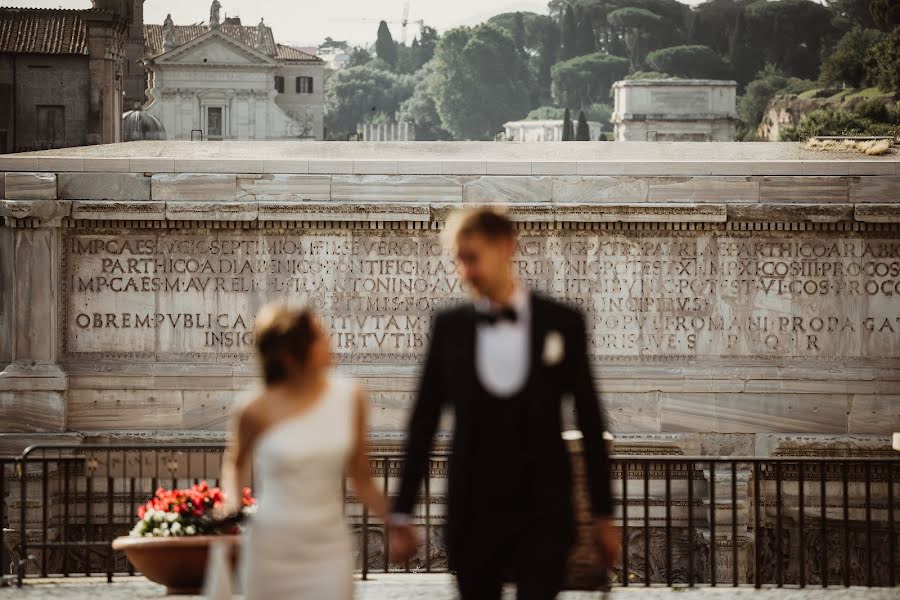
[389,207,619,599]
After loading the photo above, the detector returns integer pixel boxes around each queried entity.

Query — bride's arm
[221,402,261,514]
[348,387,389,521]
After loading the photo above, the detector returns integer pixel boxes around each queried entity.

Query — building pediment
[151,29,277,67]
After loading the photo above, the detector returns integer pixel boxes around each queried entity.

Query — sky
[14,0,714,47]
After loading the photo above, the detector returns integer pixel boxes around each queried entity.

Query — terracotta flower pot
[112,534,240,595]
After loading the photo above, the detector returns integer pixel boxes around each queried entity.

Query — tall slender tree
[561,4,578,60]
[376,20,398,68]
[575,110,590,140]
[513,11,526,56]
[576,8,595,56]
[561,108,574,141]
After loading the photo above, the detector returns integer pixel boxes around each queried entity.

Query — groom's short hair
[443,206,515,247]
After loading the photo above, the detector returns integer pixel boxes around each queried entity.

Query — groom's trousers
[453,378,568,600]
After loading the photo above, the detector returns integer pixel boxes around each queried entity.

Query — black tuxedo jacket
[394,293,613,565]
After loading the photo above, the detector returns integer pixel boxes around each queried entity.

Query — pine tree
[561,108,574,141]
[561,5,578,60]
[575,8,595,56]
[376,21,398,68]
[575,110,590,140]
[513,11,526,56]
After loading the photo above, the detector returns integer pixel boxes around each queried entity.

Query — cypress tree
[561,108,574,141]
[513,11,526,56]
[561,5,577,60]
[376,20,398,68]
[575,110,590,140]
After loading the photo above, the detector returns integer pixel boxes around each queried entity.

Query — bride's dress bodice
[249,373,356,548]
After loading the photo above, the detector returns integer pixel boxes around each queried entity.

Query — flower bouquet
[130,481,256,538]
[113,482,256,594]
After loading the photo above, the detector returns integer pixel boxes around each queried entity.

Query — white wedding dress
[233,374,357,599]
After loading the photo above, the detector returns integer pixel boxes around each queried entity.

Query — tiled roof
[274,43,322,63]
[145,23,279,57]
[0,8,88,55]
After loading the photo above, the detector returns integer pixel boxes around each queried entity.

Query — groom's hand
[593,517,620,567]
[388,520,418,563]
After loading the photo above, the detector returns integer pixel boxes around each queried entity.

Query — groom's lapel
[527,293,548,391]
[457,304,479,408]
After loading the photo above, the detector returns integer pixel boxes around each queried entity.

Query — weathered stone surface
[236,174,330,201]
[463,176,552,203]
[759,177,848,203]
[0,390,65,432]
[58,173,151,201]
[5,172,57,200]
[551,176,649,203]
[332,175,460,203]
[854,203,900,223]
[0,199,71,222]
[555,202,727,222]
[71,200,166,220]
[258,201,429,221]
[67,389,183,430]
[848,394,900,434]
[848,176,900,202]
[164,201,256,220]
[648,177,759,203]
[727,203,853,222]
[151,173,236,201]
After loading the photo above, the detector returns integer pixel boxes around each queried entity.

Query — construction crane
[330,2,424,45]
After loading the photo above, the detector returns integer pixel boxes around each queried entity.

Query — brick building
[0,2,132,153]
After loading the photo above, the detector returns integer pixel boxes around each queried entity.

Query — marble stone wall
[0,149,897,452]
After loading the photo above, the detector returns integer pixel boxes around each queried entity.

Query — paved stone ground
[3,575,897,599]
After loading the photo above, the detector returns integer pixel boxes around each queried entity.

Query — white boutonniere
[542,330,565,366]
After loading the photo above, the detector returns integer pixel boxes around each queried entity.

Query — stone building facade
[0,4,131,153]
[612,79,737,142]
[141,4,325,141]
[502,119,605,141]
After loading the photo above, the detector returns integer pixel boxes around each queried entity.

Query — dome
[123,109,166,141]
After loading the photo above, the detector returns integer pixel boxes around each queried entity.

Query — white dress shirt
[474,285,531,398]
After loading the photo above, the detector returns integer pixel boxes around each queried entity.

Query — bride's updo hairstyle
[254,303,316,384]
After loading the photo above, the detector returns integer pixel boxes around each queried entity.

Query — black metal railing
[3,444,898,589]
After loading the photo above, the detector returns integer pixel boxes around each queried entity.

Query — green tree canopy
[324,64,411,139]
[819,27,885,88]
[551,51,629,107]
[576,7,596,56]
[376,21,398,67]
[870,0,900,31]
[867,26,900,94]
[735,64,815,137]
[645,44,731,78]
[397,62,453,140]
[526,105,567,120]
[607,7,664,69]
[429,24,534,139]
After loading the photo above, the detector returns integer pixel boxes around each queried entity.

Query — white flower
[166,512,178,522]
[185,525,196,535]
[542,331,565,366]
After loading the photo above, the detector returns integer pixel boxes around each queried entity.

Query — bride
[212,303,389,599]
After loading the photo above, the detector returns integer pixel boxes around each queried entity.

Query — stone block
[82,158,130,172]
[236,174,330,201]
[183,391,238,430]
[485,161,532,175]
[0,199,71,222]
[36,157,84,172]
[848,395,900,434]
[308,159,353,174]
[332,175,460,203]
[67,389,183,430]
[855,203,900,223]
[130,158,174,172]
[727,203,853,222]
[555,202,726,222]
[0,156,37,171]
[715,393,849,433]
[71,200,166,220]
[531,162,576,176]
[152,173,236,201]
[648,177,759,203]
[758,176,848,202]
[259,201,429,221]
[5,172,56,200]
[849,176,900,202]
[551,176,649,203]
[602,392,661,432]
[165,200,256,221]
[660,392,717,432]
[353,160,398,175]
[219,159,265,173]
[396,160,442,175]
[0,390,66,432]
[172,159,219,173]
[58,173,151,201]
[442,161,485,175]
[463,176,551,203]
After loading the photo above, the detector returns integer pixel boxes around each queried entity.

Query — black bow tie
[476,307,518,326]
